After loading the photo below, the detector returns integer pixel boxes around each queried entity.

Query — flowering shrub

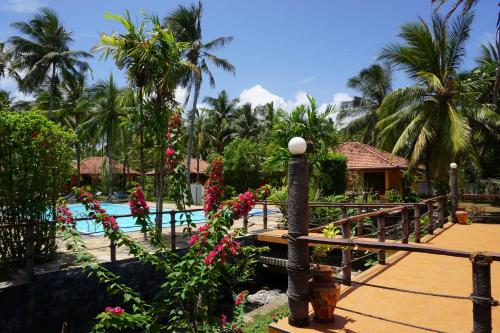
[204,157,224,215]
[128,186,150,233]
[74,187,119,234]
[165,112,183,172]
[214,291,248,333]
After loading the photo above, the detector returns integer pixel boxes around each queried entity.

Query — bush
[316,152,347,195]
[385,188,403,203]
[223,138,270,193]
[0,112,75,266]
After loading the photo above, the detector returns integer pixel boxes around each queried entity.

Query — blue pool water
[69,203,268,234]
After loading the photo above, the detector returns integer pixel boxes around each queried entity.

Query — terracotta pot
[456,210,469,224]
[308,265,341,323]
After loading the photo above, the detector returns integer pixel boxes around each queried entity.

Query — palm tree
[79,74,126,198]
[203,90,238,154]
[256,102,279,133]
[193,109,213,182]
[376,13,475,185]
[8,8,91,119]
[94,11,151,187]
[233,103,261,139]
[0,42,8,78]
[338,63,392,145]
[165,2,235,186]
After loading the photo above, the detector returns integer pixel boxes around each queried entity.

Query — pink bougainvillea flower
[235,291,248,306]
[220,313,228,327]
[166,148,174,156]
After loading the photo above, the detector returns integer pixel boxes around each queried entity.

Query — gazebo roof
[146,158,209,175]
[74,157,140,175]
[334,142,409,171]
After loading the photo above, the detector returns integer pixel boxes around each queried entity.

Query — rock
[247,289,283,306]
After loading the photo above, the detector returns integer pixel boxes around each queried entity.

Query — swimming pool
[69,203,268,234]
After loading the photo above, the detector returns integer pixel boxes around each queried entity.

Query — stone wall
[0,258,164,333]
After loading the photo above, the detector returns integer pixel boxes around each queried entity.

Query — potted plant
[455,210,469,224]
[309,224,341,323]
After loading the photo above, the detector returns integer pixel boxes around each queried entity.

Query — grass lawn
[242,303,289,333]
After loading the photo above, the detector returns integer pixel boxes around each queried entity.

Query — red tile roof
[146,158,209,175]
[74,157,140,175]
[334,142,409,171]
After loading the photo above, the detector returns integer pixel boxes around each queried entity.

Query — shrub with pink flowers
[128,186,150,233]
[204,157,224,215]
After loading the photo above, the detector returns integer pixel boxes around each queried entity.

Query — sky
[0,0,497,112]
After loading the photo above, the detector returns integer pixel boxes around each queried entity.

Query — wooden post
[450,164,458,223]
[243,215,249,234]
[427,201,435,235]
[263,201,268,230]
[341,206,348,219]
[170,210,176,251]
[356,207,363,236]
[414,204,421,243]
[438,197,445,228]
[377,214,386,264]
[470,253,493,333]
[286,154,310,327]
[341,222,352,286]
[25,223,34,279]
[402,207,409,244]
[110,239,116,262]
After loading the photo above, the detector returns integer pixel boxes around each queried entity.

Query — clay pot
[456,210,469,224]
[308,265,341,323]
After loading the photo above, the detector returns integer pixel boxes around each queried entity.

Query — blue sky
[0,0,497,111]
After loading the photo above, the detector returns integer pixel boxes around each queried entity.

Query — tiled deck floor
[270,222,500,332]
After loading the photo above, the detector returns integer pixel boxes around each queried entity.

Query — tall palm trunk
[139,88,146,188]
[107,133,113,199]
[186,76,201,190]
[48,64,56,120]
[156,155,165,233]
[196,155,200,183]
[76,141,81,187]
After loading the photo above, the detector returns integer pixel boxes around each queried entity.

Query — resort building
[70,156,140,187]
[335,142,410,196]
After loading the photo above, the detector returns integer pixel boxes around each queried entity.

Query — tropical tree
[376,13,479,185]
[79,74,127,198]
[165,1,235,186]
[203,90,238,154]
[94,11,152,187]
[338,63,393,145]
[8,8,91,119]
[193,109,213,182]
[233,103,261,139]
[256,101,279,134]
[0,42,8,78]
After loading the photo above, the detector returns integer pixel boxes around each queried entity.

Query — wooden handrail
[296,236,500,261]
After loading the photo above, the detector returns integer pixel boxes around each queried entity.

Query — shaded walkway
[270,222,500,332]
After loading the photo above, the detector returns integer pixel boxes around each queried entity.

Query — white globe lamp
[450,162,457,169]
[288,137,307,155]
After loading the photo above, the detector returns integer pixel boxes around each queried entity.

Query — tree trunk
[139,88,146,188]
[425,153,432,197]
[48,64,56,120]
[107,133,113,199]
[186,76,201,192]
[76,141,81,188]
[156,156,164,233]
[196,155,200,184]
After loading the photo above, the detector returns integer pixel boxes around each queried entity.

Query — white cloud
[175,86,189,106]
[319,92,353,118]
[0,0,45,13]
[238,84,285,108]
[300,75,318,84]
[0,76,33,101]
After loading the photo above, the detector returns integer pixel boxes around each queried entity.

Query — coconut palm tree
[0,42,8,78]
[376,13,475,184]
[256,102,279,133]
[165,2,235,186]
[203,90,238,154]
[79,74,126,198]
[233,103,261,139]
[338,63,393,145]
[8,8,91,119]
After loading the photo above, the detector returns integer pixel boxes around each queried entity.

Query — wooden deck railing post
[357,207,363,236]
[25,223,34,279]
[170,210,176,251]
[470,252,494,333]
[110,239,116,262]
[414,204,421,243]
[342,222,352,286]
[263,201,268,230]
[450,163,458,223]
[243,215,249,234]
[402,207,409,244]
[341,207,348,219]
[286,147,310,328]
[427,201,435,235]
[377,214,386,265]
[438,197,445,228]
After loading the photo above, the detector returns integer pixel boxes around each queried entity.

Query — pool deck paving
[269,222,500,333]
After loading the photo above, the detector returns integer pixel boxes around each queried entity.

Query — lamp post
[286,137,310,327]
[449,162,458,223]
